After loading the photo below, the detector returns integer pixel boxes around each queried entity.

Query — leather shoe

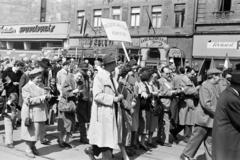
[41,138,51,145]
[80,138,89,144]
[158,142,172,147]
[139,143,149,151]
[6,144,14,148]
[84,147,96,160]
[31,146,40,156]
[63,142,72,149]
[57,139,65,148]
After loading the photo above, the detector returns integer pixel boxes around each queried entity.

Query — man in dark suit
[212,71,240,160]
[180,68,222,160]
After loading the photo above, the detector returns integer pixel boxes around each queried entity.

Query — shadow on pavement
[38,143,66,156]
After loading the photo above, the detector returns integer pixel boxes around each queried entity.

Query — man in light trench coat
[84,53,123,160]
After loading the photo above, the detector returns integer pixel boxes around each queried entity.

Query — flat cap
[29,68,43,78]
[207,68,222,75]
[102,52,116,65]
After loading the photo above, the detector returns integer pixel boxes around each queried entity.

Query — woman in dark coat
[212,71,240,160]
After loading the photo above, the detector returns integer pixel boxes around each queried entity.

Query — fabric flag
[209,57,216,69]
[145,9,156,34]
[197,59,207,83]
[80,19,88,35]
[223,53,231,70]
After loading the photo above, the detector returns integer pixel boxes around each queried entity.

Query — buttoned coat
[212,87,240,160]
[88,68,119,149]
[173,74,198,125]
[21,81,48,141]
[195,80,220,128]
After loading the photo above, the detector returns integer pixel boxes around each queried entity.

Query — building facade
[0,0,196,66]
[69,0,195,66]
[193,0,240,68]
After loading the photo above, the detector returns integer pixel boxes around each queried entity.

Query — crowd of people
[0,54,239,160]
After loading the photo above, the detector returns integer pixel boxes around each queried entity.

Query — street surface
[0,120,205,160]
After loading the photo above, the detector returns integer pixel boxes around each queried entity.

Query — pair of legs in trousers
[4,117,14,145]
[170,125,192,142]
[157,110,171,145]
[181,125,212,160]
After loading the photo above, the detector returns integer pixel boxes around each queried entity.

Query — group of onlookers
[0,55,239,160]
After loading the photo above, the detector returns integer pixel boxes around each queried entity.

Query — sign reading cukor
[101,18,132,43]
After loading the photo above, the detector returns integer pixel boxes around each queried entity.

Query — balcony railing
[212,10,234,19]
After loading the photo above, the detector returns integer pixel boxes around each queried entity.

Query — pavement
[0,119,205,160]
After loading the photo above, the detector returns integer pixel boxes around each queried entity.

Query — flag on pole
[209,57,216,69]
[197,59,207,83]
[145,9,156,34]
[80,19,88,35]
[223,53,231,70]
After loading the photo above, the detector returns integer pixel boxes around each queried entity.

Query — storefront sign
[79,38,115,48]
[140,37,167,48]
[193,35,240,58]
[207,41,238,49]
[0,22,69,39]
[19,25,55,33]
[101,18,132,43]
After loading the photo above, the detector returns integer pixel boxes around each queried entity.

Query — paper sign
[101,18,132,43]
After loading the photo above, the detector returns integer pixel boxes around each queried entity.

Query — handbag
[25,104,33,127]
[58,97,76,112]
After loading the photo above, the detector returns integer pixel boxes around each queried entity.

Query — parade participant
[57,68,83,148]
[2,93,20,148]
[180,68,222,160]
[117,64,136,160]
[56,60,70,97]
[157,66,178,147]
[212,71,240,160]
[76,62,91,144]
[2,60,24,98]
[21,68,51,158]
[171,67,199,143]
[85,53,123,160]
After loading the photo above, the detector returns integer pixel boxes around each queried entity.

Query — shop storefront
[0,22,69,59]
[193,35,240,68]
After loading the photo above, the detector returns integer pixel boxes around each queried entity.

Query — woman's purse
[25,103,33,127]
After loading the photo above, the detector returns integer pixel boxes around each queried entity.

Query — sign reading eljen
[101,18,132,43]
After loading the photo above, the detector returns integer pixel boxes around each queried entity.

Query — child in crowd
[2,92,20,148]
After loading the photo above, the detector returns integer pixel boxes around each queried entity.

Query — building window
[112,7,121,20]
[131,7,140,27]
[13,42,24,50]
[40,0,47,22]
[218,0,231,11]
[93,9,102,27]
[77,10,85,30]
[174,4,185,28]
[152,6,162,28]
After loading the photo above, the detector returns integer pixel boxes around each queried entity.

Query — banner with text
[101,18,132,43]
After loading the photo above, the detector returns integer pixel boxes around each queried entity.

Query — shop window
[147,48,160,59]
[131,7,140,27]
[152,6,162,28]
[13,42,24,50]
[112,7,121,20]
[77,10,85,31]
[218,0,231,12]
[93,9,102,27]
[48,41,63,47]
[30,42,47,50]
[174,4,185,28]
[0,41,7,49]
[40,0,47,22]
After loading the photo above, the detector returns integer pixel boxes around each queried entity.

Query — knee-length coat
[88,68,120,149]
[21,81,48,141]
[173,74,198,125]
[212,87,240,160]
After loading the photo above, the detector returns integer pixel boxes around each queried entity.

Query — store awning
[168,48,184,58]
[0,34,68,40]
[193,35,240,58]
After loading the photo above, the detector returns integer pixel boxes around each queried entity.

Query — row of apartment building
[0,0,239,67]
